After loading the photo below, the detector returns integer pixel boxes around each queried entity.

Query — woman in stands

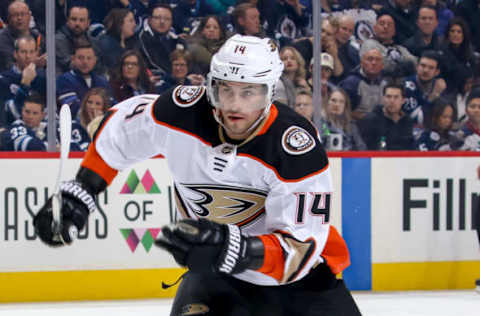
[318,88,366,151]
[109,50,153,102]
[78,87,110,139]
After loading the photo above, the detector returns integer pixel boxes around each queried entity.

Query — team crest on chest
[179,184,267,226]
[282,126,315,155]
[172,85,205,107]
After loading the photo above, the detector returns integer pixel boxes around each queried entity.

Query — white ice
[0,290,478,316]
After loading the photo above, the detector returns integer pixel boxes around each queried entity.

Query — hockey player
[33,35,361,315]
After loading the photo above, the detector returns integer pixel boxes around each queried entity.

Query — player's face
[327,91,346,115]
[216,81,266,140]
[466,98,480,126]
[85,94,105,119]
[437,105,453,131]
[22,102,44,129]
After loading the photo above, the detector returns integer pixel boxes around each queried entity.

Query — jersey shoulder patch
[281,125,316,155]
[172,85,206,107]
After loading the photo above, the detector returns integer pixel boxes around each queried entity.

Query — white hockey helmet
[207,35,284,112]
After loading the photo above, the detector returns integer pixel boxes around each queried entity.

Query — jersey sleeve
[5,121,47,151]
[80,94,166,184]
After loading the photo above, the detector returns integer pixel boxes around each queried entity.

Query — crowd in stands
[0,0,479,152]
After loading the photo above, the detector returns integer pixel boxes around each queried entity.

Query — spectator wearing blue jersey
[0,35,46,125]
[416,98,462,150]
[402,50,446,129]
[56,40,112,119]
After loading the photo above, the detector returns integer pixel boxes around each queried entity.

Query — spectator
[0,35,46,125]
[379,0,416,44]
[357,82,415,150]
[439,17,476,95]
[155,49,205,94]
[403,5,442,57]
[362,13,417,78]
[230,2,264,37]
[419,0,453,37]
[293,88,314,122]
[186,15,230,76]
[402,50,446,128]
[110,49,153,102]
[78,87,110,137]
[307,53,336,99]
[138,3,187,81]
[416,98,462,150]
[293,18,344,78]
[55,4,97,75]
[451,69,476,128]
[0,0,45,72]
[172,0,216,36]
[2,93,90,151]
[454,0,480,52]
[318,88,367,151]
[261,0,309,46]
[57,41,112,118]
[96,8,138,72]
[457,88,480,151]
[335,14,360,82]
[339,46,386,121]
[276,46,308,107]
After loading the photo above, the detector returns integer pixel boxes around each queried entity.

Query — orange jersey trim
[257,234,285,282]
[257,105,278,136]
[81,110,118,185]
[321,226,350,275]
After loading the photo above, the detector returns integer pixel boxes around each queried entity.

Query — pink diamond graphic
[148,228,161,239]
[126,231,139,252]
[133,228,147,240]
[120,182,132,194]
[141,170,155,192]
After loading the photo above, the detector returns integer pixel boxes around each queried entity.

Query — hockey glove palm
[155,219,264,274]
[33,180,96,247]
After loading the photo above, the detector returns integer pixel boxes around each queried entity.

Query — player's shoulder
[246,103,329,181]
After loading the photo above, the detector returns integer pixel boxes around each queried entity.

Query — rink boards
[0,152,479,302]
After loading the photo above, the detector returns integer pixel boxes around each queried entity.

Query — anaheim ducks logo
[181,184,267,226]
[172,85,205,107]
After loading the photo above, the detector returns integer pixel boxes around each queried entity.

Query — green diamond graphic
[126,170,140,192]
[148,182,161,194]
[141,231,155,252]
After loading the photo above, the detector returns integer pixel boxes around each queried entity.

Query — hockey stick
[51,104,72,243]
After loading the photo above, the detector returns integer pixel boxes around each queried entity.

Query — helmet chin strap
[213,104,271,141]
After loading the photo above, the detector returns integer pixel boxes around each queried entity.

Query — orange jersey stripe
[257,105,278,136]
[257,234,285,282]
[81,110,118,185]
[321,226,350,275]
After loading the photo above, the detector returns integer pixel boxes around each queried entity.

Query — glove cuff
[217,224,247,274]
[60,180,97,213]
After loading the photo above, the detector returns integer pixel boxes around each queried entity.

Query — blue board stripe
[341,158,371,290]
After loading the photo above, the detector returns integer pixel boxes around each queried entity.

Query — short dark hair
[416,5,438,20]
[148,2,172,16]
[67,4,90,19]
[24,93,46,110]
[383,81,405,97]
[419,50,441,69]
[73,38,94,53]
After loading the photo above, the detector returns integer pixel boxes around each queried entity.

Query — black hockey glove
[33,180,96,247]
[155,218,264,274]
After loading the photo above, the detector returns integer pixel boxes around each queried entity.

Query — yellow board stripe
[0,268,186,303]
[372,261,480,291]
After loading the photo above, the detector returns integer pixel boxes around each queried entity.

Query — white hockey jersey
[81,86,350,286]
